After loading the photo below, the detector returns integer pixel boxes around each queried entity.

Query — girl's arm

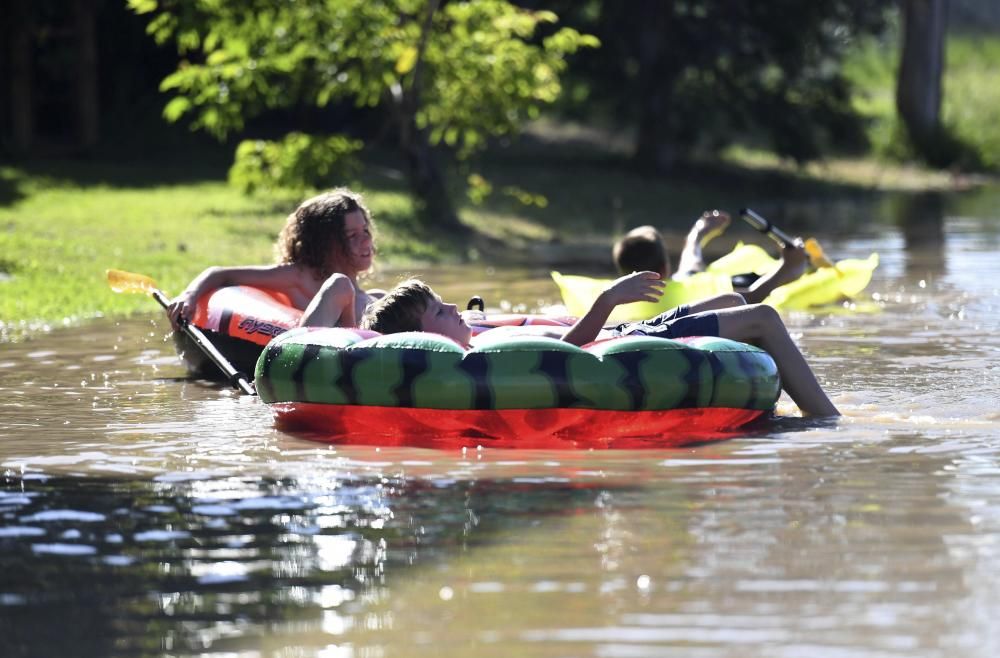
[561,272,664,346]
[167,264,304,329]
[299,274,358,327]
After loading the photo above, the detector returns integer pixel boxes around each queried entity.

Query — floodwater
[2,190,1000,657]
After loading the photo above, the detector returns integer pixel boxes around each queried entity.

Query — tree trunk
[73,0,100,151]
[632,0,678,172]
[393,0,463,233]
[399,127,463,232]
[896,0,949,156]
[9,0,34,155]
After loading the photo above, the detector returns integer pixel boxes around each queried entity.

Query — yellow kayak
[551,243,879,322]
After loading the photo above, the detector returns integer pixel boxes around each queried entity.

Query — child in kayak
[168,187,381,330]
[614,210,808,303]
[360,274,839,417]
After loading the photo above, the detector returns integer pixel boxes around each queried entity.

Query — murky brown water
[2,192,1000,657]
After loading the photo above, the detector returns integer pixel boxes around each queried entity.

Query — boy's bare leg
[676,210,731,277]
[715,304,840,417]
[685,292,746,314]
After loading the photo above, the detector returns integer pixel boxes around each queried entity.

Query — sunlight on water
[2,193,1000,657]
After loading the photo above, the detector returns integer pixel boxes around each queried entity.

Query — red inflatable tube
[270,402,765,450]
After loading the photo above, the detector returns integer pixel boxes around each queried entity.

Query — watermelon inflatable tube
[253,326,781,449]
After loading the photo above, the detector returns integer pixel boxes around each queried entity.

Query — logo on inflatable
[237,318,287,338]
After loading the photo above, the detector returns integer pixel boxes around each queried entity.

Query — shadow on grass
[476,130,887,235]
[0,166,28,207]
[0,139,235,209]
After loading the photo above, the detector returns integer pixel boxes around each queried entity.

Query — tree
[550,0,890,171]
[3,0,103,156]
[128,0,596,230]
[896,0,949,162]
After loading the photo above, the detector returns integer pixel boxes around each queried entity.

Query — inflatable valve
[464,295,487,323]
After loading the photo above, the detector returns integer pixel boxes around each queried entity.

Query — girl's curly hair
[275,188,375,278]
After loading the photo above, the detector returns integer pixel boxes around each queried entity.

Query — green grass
[843,29,1000,170]
[942,34,1000,169]
[0,161,441,339]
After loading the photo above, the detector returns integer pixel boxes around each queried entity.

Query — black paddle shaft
[150,290,256,396]
[740,208,796,248]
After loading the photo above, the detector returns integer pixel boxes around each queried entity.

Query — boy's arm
[676,210,731,277]
[740,241,808,304]
[561,272,664,346]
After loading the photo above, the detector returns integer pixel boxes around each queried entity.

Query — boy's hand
[602,271,665,307]
[561,271,664,346]
[780,240,809,274]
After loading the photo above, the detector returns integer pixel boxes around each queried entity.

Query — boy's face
[420,294,472,345]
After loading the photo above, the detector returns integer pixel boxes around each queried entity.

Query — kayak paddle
[106,269,256,395]
[739,208,841,275]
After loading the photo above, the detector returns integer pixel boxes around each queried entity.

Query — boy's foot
[694,210,731,248]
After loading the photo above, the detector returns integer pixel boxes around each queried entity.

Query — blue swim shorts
[613,304,721,339]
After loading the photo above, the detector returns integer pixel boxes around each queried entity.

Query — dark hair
[612,225,668,275]
[360,279,436,334]
[276,187,374,278]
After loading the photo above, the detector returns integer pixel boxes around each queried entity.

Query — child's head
[277,187,376,278]
[612,225,670,278]
[361,279,472,345]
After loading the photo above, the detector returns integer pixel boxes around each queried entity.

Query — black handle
[466,295,485,312]
[739,208,796,248]
[152,290,256,396]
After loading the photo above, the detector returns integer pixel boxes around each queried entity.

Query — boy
[361,274,840,417]
[614,210,808,304]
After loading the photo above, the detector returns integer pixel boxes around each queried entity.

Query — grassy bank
[1,147,982,341]
[0,161,435,339]
[844,30,1000,170]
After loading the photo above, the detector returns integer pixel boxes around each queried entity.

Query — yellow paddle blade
[804,238,841,274]
[106,269,159,294]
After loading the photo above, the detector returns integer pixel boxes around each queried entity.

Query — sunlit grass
[720,145,966,191]
[843,30,1000,170]
[942,34,1000,169]
[0,164,440,338]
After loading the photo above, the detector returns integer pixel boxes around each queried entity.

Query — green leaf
[127,0,158,15]
[395,45,419,75]
[163,96,192,122]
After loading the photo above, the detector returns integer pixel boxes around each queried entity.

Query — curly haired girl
[168,187,381,329]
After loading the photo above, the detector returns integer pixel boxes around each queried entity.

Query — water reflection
[894,191,947,280]
[0,472,617,656]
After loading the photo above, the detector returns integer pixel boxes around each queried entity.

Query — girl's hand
[602,271,665,307]
[167,290,196,331]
